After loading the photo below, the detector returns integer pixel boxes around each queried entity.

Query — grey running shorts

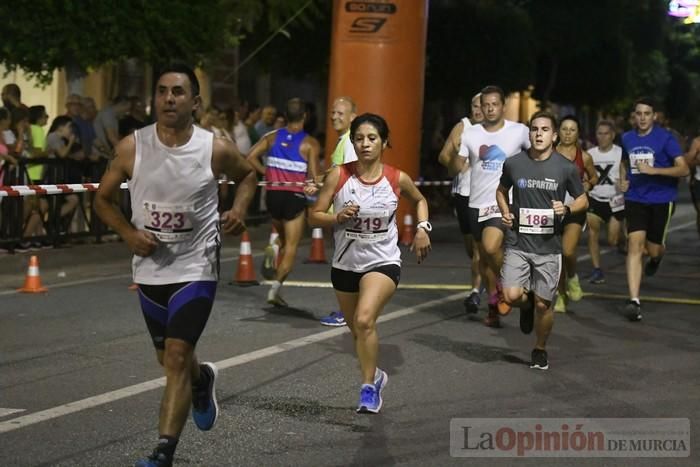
[501,248,561,302]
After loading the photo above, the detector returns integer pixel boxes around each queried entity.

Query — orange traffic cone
[305,227,327,263]
[18,255,48,293]
[234,231,259,286]
[400,213,414,246]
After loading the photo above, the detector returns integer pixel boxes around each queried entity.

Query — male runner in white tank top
[95,64,257,467]
[438,92,484,314]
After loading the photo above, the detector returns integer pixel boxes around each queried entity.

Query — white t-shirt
[589,144,623,201]
[459,120,530,208]
[452,117,472,197]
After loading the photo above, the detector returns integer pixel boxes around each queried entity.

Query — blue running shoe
[192,362,219,431]
[356,384,380,414]
[134,450,172,467]
[320,311,346,327]
[588,268,605,284]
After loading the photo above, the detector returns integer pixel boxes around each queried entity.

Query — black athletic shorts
[137,281,217,349]
[266,190,307,221]
[453,194,471,235]
[625,200,675,245]
[563,208,587,227]
[467,207,505,242]
[588,197,625,223]
[331,265,401,293]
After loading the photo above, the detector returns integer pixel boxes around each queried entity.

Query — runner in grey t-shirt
[496,111,588,370]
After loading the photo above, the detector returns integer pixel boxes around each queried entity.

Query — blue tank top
[265,128,308,193]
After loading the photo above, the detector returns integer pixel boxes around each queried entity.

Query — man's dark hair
[156,63,200,96]
[285,97,305,123]
[2,83,21,100]
[634,96,656,112]
[480,85,506,105]
[529,110,558,131]
[29,105,46,124]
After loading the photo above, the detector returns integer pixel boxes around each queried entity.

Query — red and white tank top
[332,162,402,272]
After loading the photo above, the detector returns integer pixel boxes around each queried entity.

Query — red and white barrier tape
[0,179,451,198]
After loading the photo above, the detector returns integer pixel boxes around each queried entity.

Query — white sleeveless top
[452,117,472,197]
[589,144,623,201]
[128,124,220,284]
[332,162,401,272]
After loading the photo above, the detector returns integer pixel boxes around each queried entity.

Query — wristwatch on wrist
[416,220,433,232]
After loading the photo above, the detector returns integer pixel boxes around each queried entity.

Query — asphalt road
[1,199,699,467]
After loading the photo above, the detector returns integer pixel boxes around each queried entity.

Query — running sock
[193,364,210,390]
[630,297,641,305]
[156,435,179,459]
[471,288,479,295]
[270,280,282,295]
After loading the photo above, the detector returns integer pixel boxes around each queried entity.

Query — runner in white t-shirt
[448,85,530,327]
[438,92,484,314]
[586,120,626,285]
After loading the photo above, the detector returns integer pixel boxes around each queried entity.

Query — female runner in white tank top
[309,113,431,414]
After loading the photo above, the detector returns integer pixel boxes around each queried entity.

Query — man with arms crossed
[619,97,688,321]
[438,92,484,313]
[449,85,530,327]
[95,64,257,467]
[498,111,588,370]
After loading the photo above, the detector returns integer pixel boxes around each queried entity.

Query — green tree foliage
[0,0,320,85]
[425,0,535,99]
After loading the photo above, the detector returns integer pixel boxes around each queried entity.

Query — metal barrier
[0,160,452,252]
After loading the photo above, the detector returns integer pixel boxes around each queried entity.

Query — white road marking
[0,292,466,434]
[0,408,25,417]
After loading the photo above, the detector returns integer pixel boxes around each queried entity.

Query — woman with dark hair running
[309,113,431,413]
[554,115,598,312]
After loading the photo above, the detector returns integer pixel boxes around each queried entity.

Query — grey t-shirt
[500,150,584,254]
